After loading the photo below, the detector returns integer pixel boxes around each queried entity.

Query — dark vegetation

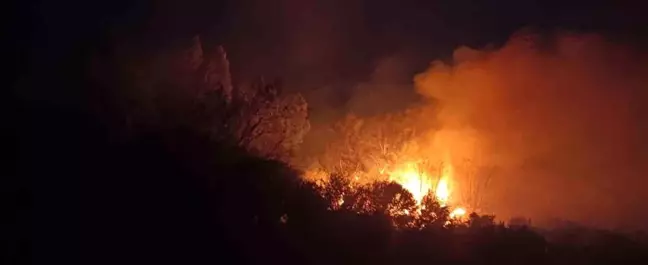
[10,5,648,264]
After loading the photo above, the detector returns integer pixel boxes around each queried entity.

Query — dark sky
[15,0,647,109]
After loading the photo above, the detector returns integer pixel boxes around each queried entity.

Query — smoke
[217,0,648,228]
[346,55,420,116]
[415,31,648,228]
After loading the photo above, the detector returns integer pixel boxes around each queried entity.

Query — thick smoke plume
[414,31,648,228]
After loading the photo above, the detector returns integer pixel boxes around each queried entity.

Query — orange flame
[435,161,453,206]
[435,177,450,206]
[387,162,432,205]
[450,207,467,219]
[385,159,456,208]
[304,152,473,220]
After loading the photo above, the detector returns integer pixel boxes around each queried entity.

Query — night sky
[14,0,648,108]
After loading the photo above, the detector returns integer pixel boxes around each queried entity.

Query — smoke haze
[415,31,648,228]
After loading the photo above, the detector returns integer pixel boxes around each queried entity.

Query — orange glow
[303,151,472,213]
[386,162,432,205]
[300,109,478,222]
[435,177,450,206]
[450,207,467,219]
[434,161,453,206]
[381,156,457,208]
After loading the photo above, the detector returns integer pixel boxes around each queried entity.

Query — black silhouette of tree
[418,191,450,229]
[117,36,310,161]
[468,212,496,229]
[320,173,353,210]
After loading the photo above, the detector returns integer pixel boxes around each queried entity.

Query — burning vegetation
[302,142,475,228]
[299,109,490,227]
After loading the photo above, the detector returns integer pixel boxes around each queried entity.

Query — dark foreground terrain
[9,102,648,264]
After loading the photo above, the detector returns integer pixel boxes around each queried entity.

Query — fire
[384,160,457,209]
[303,146,475,222]
[387,162,432,205]
[450,207,467,219]
[435,177,450,206]
[435,158,454,206]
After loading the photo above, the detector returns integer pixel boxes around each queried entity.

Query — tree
[418,191,450,229]
[230,81,310,161]
[454,158,496,212]
[320,173,353,210]
[319,110,426,182]
[326,179,418,228]
[180,36,310,160]
[366,181,417,218]
[468,212,496,229]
